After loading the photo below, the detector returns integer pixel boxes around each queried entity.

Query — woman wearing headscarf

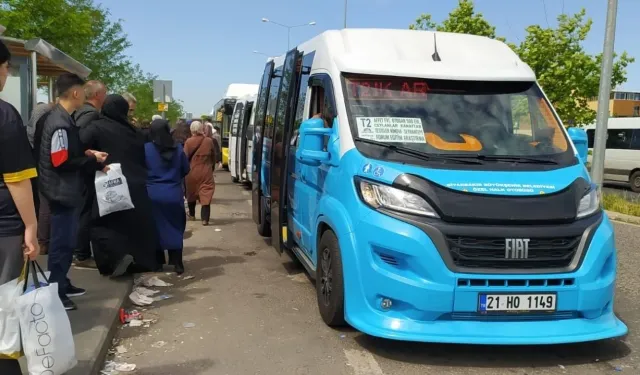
[172,119,190,146]
[204,121,222,169]
[184,121,216,225]
[79,94,159,276]
[145,119,190,274]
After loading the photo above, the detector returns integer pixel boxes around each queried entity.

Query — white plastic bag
[17,262,77,375]
[0,264,25,359]
[95,163,135,217]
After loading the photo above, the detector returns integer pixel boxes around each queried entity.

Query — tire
[316,230,346,327]
[257,196,271,237]
[630,171,640,193]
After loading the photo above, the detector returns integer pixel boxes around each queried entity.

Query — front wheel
[257,196,271,237]
[630,171,640,193]
[316,230,346,327]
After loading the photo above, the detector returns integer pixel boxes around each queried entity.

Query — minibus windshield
[342,74,575,167]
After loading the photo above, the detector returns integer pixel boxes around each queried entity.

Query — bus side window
[631,129,640,150]
[308,74,337,129]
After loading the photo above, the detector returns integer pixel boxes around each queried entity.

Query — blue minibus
[251,29,627,344]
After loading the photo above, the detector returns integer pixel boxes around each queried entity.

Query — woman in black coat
[80,94,160,276]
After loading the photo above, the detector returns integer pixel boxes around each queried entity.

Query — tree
[409,0,504,41]
[1,0,188,118]
[409,2,634,126]
[125,73,185,124]
[515,10,634,126]
[0,0,133,90]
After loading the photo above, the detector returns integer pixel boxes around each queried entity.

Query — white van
[585,117,640,192]
[229,94,257,183]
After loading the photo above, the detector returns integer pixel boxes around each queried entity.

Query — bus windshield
[343,74,575,166]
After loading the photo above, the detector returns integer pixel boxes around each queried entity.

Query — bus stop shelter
[0,36,91,122]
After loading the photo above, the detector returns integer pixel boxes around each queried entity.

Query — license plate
[478,293,556,312]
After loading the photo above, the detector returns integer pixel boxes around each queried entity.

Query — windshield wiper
[353,137,483,165]
[440,154,558,165]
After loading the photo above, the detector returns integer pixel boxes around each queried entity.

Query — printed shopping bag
[0,262,27,359]
[17,261,77,375]
[95,163,135,217]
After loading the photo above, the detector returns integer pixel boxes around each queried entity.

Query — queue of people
[0,38,225,375]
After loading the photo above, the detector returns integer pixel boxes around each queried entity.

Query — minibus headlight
[358,180,439,218]
[577,188,600,219]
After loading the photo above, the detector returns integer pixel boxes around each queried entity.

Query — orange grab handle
[425,132,483,151]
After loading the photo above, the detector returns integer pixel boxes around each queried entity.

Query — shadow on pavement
[208,217,253,226]
[131,358,215,375]
[355,335,631,368]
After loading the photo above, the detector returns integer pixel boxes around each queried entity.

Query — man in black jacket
[73,80,106,269]
[39,73,107,310]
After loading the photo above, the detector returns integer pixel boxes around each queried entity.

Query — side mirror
[567,127,588,164]
[296,118,332,166]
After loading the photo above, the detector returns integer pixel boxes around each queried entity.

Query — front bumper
[345,210,628,345]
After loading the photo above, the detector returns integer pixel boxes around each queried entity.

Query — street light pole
[591,0,619,195]
[261,18,316,51]
[344,0,348,28]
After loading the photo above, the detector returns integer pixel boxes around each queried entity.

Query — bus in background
[229,94,257,183]
[211,84,259,169]
[585,118,640,192]
[251,29,626,345]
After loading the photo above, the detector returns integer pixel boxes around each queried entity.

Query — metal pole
[590,0,618,195]
[48,77,54,102]
[30,51,37,116]
[344,0,348,28]
[162,84,166,120]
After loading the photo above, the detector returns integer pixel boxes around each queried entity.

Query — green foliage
[409,0,505,42]
[0,0,132,90]
[0,0,187,114]
[125,70,184,124]
[515,10,634,126]
[409,1,635,127]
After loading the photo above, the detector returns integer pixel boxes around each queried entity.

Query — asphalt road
[109,172,639,375]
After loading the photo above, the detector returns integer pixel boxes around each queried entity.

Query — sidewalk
[19,261,133,375]
[606,210,640,225]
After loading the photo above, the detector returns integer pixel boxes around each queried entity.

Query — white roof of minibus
[236,93,257,103]
[223,84,259,98]
[584,117,640,130]
[269,29,535,81]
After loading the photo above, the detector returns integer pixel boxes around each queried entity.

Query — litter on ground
[129,291,154,306]
[153,294,173,301]
[101,361,136,374]
[134,286,160,296]
[134,275,173,287]
[128,319,144,327]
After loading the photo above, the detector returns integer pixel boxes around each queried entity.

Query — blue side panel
[299,148,626,344]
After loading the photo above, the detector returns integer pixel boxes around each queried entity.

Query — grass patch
[602,193,640,217]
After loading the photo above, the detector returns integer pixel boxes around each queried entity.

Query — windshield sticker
[363,163,372,174]
[373,166,384,177]
[356,117,426,143]
[446,182,556,194]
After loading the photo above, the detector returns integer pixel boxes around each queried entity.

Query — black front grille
[439,311,580,322]
[446,236,581,270]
